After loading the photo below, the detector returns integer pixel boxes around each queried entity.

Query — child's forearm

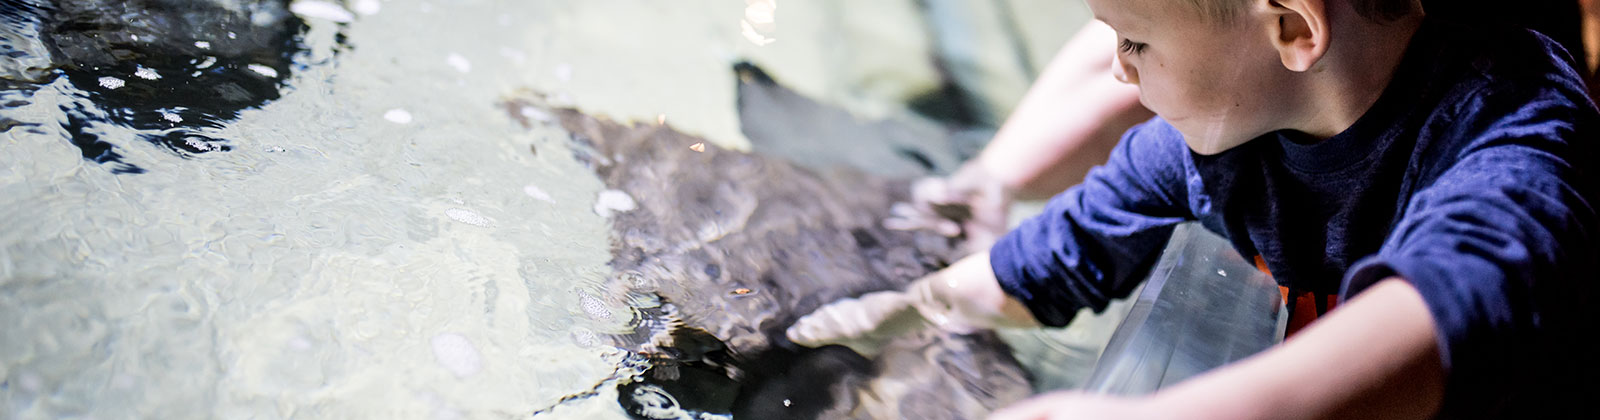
[909,252,1041,330]
[1153,277,1445,420]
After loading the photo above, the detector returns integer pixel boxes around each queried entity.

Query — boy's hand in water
[786,253,1038,357]
[884,162,1011,252]
[784,282,939,357]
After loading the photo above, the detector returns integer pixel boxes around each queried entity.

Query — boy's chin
[1181,135,1251,155]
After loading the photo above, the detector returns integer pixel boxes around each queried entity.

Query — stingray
[506,65,1030,420]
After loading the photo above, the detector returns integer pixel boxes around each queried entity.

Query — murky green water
[2,1,1100,418]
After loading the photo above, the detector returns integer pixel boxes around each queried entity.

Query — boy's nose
[1112,54,1139,85]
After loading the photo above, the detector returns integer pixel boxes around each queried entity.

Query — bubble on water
[246,64,279,78]
[184,136,224,152]
[579,292,613,322]
[446,53,472,73]
[554,63,572,82]
[194,41,211,49]
[523,184,553,203]
[445,208,491,227]
[498,47,526,64]
[289,335,312,350]
[97,76,125,89]
[159,110,183,123]
[1217,269,1227,277]
[352,0,381,16]
[384,108,413,124]
[431,333,483,377]
[594,189,637,218]
[134,66,161,80]
[518,106,553,124]
[290,0,354,23]
[571,327,601,348]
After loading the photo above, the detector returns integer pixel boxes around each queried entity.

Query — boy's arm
[990,277,1445,420]
[1001,82,1598,419]
[988,119,1192,327]
[1165,277,1445,420]
[790,119,1194,350]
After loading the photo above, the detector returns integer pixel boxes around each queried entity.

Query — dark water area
[505,66,1031,418]
[0,0,315,173]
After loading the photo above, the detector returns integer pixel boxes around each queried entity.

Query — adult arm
[885,21,1152,250]
[974,21,1152,198]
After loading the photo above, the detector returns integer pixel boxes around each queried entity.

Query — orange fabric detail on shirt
[1254,256,1339,338]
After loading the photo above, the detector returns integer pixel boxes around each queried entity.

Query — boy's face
[1088,0,1297,154]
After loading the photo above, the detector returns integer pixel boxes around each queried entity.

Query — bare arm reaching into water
[885,21,1151,250]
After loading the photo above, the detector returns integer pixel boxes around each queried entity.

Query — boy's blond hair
[1187,0,1420,23]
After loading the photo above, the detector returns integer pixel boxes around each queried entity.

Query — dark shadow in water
[1,0,318,173]
[505,65,1032,418]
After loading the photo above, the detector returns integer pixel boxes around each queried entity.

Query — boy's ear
[1265,0,1329,72]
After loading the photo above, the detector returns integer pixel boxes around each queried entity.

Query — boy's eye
[1118,38,1148,55]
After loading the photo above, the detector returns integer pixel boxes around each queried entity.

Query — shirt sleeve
[1342,84,1600,416]
[988,119,1195,327]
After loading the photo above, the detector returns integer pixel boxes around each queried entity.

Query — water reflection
[1,0,316,173]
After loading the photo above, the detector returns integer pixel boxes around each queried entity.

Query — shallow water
[2,1,1099,419]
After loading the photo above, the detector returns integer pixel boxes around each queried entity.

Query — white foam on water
[246,64,279,78]
[97,76,125,89]
[290,1,355,23]
[593,189,636,218]
[445,208,490,227]
[446,53,471,73]
[430,333,483,377]
[134,66,161,80]
[523,184,553,203]
[554,63,572,82]
[578,293,612,322]
[352,0,381,16]
[383,108,413,124]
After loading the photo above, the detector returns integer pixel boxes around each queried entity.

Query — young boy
[787,0,1599,418]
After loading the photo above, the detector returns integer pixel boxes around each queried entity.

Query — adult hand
[883,162,1012,252]
[987,391,1166,420]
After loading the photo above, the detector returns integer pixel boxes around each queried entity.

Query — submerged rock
[506,88,1030,419]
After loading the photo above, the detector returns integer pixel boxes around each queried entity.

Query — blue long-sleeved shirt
[989,18,1599,418]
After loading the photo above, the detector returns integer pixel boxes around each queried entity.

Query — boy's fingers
[787,296,874,347]
[786,291,923,357]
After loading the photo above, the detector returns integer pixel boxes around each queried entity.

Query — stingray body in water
[506,76,1030,419]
